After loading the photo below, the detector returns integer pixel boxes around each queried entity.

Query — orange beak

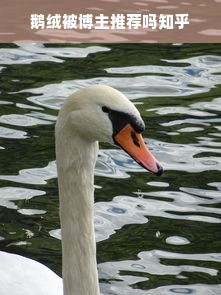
[114,124,163,176]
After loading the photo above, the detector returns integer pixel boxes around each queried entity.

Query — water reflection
[0,126,27,139]
[0,44,220,294]
[0,187,45,209]
[0,44,110,65]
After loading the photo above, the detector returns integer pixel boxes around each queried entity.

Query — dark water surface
[0,43,221,294]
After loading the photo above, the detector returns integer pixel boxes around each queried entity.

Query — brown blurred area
[0,0,221,43]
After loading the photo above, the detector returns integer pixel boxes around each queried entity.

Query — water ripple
[0,126,27,139]
[0,147,152,185]
[0,43,110,65]
[0,187,45,210]
[20,74,216,110]
[0,44,220,295]
[50,184,221,244]
[100,249,221,294]
[13,52,221,114]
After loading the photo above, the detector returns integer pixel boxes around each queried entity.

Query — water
[0,43,221,294]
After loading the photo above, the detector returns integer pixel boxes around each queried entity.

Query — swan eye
[102,106,110,114]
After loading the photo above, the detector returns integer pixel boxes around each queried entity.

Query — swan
[0,85,163,295]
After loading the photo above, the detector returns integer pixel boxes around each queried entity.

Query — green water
[0,43,221,294]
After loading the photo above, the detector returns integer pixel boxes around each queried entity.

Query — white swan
[0,85,163,295]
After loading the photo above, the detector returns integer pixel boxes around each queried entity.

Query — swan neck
[56,132,99,295]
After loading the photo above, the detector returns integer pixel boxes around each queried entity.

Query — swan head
[57,84,163,176]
